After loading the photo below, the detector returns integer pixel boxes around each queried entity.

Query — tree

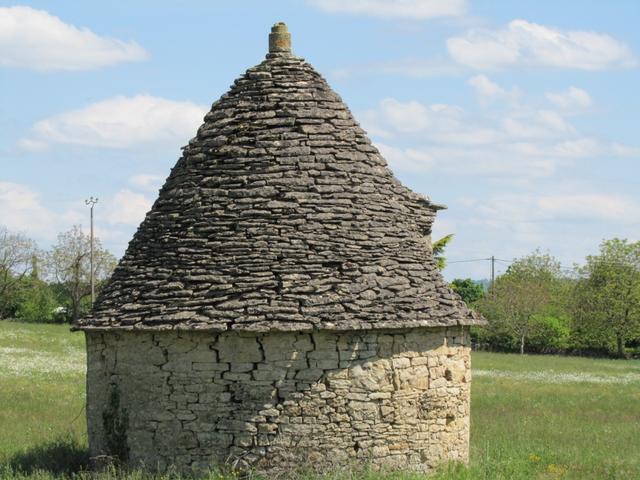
[432,234,454,271]
[47,226,117,322]
[451,278,485,305]
[573,238,640,357]
[0,226,38,319]
[477,250,562,354]
[15,276,59,323]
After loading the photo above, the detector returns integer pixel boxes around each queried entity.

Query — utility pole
[490,255,495,290]
[85,197,98,305]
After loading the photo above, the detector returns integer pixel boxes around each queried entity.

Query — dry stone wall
[86,327,471,473]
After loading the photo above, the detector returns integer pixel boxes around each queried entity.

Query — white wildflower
[473,369,640,385]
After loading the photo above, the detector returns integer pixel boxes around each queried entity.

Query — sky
[1,0,639,281]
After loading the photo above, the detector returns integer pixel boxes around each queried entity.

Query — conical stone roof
[78,23,483,332]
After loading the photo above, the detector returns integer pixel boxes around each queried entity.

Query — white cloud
[430,217,457,244]
[452,191,640,266]
[0,182,96,241]
[16,138,49,153]
[611,143,640,157]
[361,98,462,139]
[443,190,640,280]
[447,19,637,70]
[546,86,592,109]
[105,190,152,226]
[0,182,54,236]
[361,89,640,178]
[406,144,562,176]
[429,126,504,146]
[503,110,575,139]
[475,193,640,224]
[307,0,466,19]
[550,138,601,158]
[0,181,152,258]
[362,97,567,176]
[468,74,519,105]
[22,95,207,150]
[93,226,132,253]
[537,194,640,221]
[129,174,164,192]
[468,74,504,97]
[376,98,433,133]
[511,138,639,159]
[376,142,435,172]
[0,178,155,264]
[373,140,564,177]
[0,6,149,71]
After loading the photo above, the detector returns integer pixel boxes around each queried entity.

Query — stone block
[392,357,411,369]
[192,362,229,371]
[309,358,339,369]
[253,365,288,381]
[261,334,295,361]
[217,334,263,363]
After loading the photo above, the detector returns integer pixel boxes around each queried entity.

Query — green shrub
[527,315,571,353]
[568,321,616,357]
[15,281,59,323]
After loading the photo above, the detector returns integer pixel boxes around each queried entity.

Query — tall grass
[0,322,86,461]
[1,322,639,479]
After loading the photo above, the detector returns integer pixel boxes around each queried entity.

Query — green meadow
[1,321,639,479]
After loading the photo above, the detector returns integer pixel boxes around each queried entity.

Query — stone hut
[77,23,484,474]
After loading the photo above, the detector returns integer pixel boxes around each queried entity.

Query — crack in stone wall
[86,327,470,473]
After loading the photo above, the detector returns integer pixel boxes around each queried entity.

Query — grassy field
[1,321,639,479]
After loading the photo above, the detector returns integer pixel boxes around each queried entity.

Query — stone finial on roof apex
[269,22,291,53]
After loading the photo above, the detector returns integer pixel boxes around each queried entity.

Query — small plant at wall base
[102,384,130,463]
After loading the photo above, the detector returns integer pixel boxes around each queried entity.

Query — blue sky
[1,0,639,280]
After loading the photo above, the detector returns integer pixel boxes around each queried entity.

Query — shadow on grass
[4,436,89,476]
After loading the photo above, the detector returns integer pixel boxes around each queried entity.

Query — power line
[447,258,491,264]
[447,255,640,278]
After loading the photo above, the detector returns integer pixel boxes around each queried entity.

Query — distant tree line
[4,223,639,357]
[0,225,116,323]
[451,239,640,358]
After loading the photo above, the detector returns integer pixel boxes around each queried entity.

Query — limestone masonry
[87,328,471,472]
[78,22,483,474]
